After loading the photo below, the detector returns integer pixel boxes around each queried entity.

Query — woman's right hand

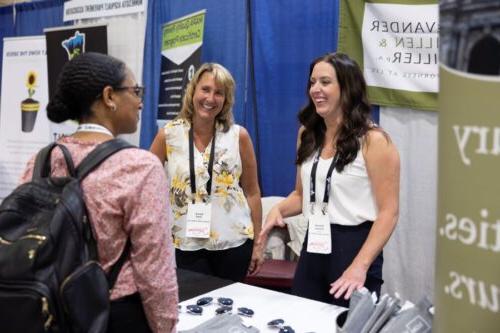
[257,205,286,246]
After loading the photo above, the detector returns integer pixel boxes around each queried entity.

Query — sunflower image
[26,71,37,97]
[21,70,40,133]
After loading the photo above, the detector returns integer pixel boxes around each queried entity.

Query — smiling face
[309,61,342,122]
[113,68,143,134]
[192,72,225,125]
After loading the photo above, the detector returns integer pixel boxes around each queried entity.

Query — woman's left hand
[329,263,368,301]
[247,242,265,275]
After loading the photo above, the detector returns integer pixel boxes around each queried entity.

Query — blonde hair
[177,63,235,132]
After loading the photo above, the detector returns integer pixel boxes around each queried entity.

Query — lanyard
[310,151,339,206]
[76,123,114,137]
[189,125,216,203]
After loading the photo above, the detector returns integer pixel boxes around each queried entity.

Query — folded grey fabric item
[366,295,401,333]
[338,289,376,333]
[346,287,369,320]
[379,297,433,333]
[179,313,259,333]
[360,294,389,333]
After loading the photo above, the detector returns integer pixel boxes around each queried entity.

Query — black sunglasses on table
[268,318,296,333]
[188,296,255,317]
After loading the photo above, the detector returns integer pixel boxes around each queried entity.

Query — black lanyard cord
[189,125,216,203]
[309,151,339,205]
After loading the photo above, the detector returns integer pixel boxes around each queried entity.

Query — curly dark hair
[46,52,127,123]
[296,52,373,172]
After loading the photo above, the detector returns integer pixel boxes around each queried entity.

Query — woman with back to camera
[150,63,263,282]
[259,52,400,307]
[20,52,178,332]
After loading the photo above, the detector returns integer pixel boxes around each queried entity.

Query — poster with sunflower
[0,36,50,202]
[21,71,40,133]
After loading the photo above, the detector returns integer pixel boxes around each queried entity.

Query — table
[177,268,233,302]
[177,282,345,333]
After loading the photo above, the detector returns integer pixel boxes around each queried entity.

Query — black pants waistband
[331,220,373,231]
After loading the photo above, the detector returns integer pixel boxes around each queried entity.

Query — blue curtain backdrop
[140,0,171,150]
[250,0,378,196]
[250,0,340,196]
[0,0,65,89]
[140,0,250,150]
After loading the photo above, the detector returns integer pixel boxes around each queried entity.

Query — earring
[109,104,117,112]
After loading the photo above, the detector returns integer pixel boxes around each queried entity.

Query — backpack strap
[75,138,135,288]
[107,240,131,289]
[76,139,134,181]
[33,143,76,179]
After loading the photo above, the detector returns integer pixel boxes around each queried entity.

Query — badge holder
[306,203,332,254]
[186,200,212,238]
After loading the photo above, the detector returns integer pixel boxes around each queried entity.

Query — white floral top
[164,119,253,251]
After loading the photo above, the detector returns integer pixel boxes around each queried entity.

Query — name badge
[185,202,212,238]
[306,205,332,254]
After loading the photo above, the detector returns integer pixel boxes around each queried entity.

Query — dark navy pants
[292,221,383,307]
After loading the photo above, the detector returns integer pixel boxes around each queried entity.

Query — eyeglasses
[114,85,145,99]
[268,319,296,333]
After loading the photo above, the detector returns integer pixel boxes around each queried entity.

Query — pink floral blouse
[20,136,178,333]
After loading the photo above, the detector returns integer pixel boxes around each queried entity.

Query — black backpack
[0,139,133,333]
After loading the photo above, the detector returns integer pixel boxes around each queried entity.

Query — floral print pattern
[164,119,253,251]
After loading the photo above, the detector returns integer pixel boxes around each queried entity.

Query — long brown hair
[296,53,372,172]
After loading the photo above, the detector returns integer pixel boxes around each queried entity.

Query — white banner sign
[361,3,439,93]
[64,0,145,22]
[0,36,78,202]
[0,36,50,201]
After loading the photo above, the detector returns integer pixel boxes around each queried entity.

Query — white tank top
[300,147,377,225]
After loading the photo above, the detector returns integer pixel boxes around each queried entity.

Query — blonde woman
[150,63,263,281]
